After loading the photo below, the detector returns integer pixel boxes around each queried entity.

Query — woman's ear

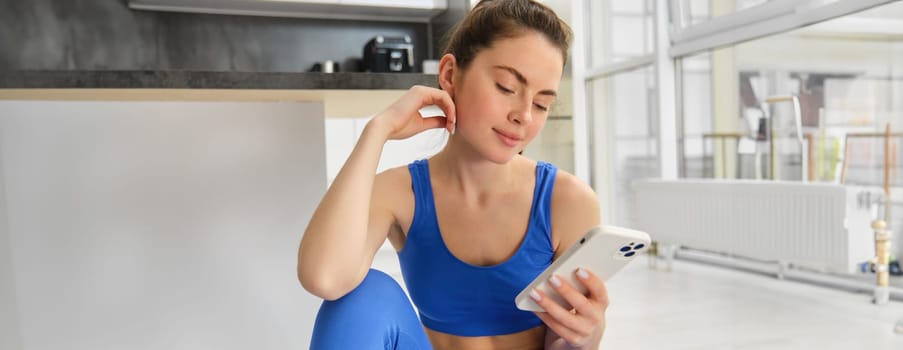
[438,53,457,98]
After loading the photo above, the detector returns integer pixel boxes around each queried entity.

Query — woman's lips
[494,129,522,147]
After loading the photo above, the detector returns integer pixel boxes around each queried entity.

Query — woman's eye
[496,83,515,94]
[533,103,549,112]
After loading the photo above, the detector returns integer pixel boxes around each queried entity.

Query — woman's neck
[430,141,525,201]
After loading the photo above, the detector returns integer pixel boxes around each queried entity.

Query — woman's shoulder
[547,165,600,254]
[516,156,596,208]
[374,164,414,194]
[550,168,596,206]
[516,156,591,199]
[372,164,417,225]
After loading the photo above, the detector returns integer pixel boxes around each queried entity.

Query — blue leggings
[310,269,433,350]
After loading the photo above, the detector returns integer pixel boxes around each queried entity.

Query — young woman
[298,1,607,349]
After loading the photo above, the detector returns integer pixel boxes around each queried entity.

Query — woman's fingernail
[549,275,562,287]
[530,289,542,301]
[577,268,589,280]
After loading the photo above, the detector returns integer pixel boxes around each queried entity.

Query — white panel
[379,130,447,172]
[0,142,21,350]
[688,0,710,18]
[326,115,447,183]
[351,117,446,173]
[682,72,712,136]
[612,71,650,137]
[611,0,645,14]
[0,101,326,350]
[324,118,357,185]
[632,179,877,273]
[612,17,648,57]
[340,0,446,9]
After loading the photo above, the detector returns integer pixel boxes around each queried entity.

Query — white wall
[0,138,21,350]
[0,101,325,350]
[324,114,448,186]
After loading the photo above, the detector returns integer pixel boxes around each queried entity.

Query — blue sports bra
[397,159,557,337]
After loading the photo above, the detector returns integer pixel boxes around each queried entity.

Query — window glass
[587,0,655,68]
[678,1,903,182]
[679,0,776,27]
[588,66,659,226]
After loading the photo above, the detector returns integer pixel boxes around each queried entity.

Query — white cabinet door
[340,0,447,9]
[278,0,340,4]
[130,0,446,21]
[324,114,447,186]
[0,101,326,350]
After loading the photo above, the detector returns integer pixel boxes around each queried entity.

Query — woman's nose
[509,100,533,125]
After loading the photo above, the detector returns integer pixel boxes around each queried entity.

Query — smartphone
[514,225,651,312]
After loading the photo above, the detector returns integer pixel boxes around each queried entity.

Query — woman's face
[441,31,564,164]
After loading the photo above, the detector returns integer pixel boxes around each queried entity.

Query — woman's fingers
[531,273,609,347]
[425,89,456,134]
[531,287,594,336]
[378,85,457,140]
[534,309,588,346]
[575,269,610,312]
[420,116,449,131]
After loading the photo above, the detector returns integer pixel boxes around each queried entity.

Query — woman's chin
[484,149,521,164]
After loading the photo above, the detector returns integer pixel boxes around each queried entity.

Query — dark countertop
[0,70,572,119]
[0,71,439,90]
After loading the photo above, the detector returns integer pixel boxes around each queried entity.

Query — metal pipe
[674,249,903,300]
[873,220,891,304]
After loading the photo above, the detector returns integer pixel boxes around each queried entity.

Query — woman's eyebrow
[492,65,557,97]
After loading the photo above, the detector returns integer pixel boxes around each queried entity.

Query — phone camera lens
[625,251,636,257]
[619,246,631,252]
[634,243,645,250]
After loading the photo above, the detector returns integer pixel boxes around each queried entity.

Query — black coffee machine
[362,36,414,73]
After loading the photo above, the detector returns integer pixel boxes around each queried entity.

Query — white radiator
[631,179,879,274]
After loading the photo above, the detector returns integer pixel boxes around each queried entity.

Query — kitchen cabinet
[341,0,447,9]
[129,0,448,22]
[0,70,437,350]
[0,100,326,350]
[0,71,435,350]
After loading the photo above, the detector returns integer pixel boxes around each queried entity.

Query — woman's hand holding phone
[514,225,651,348]
[530,269,609,348]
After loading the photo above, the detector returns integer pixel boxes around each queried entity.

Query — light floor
[372,249,903,349]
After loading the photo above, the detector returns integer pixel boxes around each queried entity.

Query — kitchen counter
[0,71,439,118]
[0,71,437,90]
[0,70,573,118]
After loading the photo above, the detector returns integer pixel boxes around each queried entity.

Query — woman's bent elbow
[297,266,355,301]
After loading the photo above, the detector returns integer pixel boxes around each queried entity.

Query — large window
[578,0,900,227]
[588,67,659,226]
[679,1,903,182]
[584,0,660,226]
[672,0,903,248]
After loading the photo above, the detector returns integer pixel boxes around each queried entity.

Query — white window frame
[571,0,659,225]
[669,0,899,57]
[573,0,900,222]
